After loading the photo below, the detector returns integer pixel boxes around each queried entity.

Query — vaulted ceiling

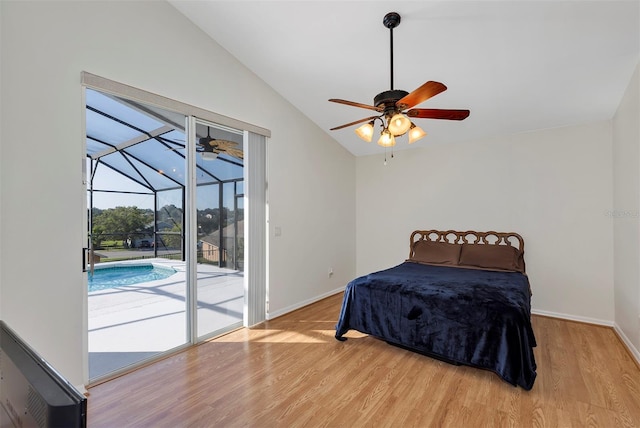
[169,1,640,156]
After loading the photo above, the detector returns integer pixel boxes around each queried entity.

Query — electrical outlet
[328,267,334,278]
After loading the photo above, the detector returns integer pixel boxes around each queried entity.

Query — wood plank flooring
[87,293,640,427]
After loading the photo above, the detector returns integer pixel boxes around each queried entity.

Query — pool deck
[88,258,243,379]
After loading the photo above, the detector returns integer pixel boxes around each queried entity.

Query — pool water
[88,264,177,292]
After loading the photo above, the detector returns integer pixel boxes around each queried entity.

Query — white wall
[0,0,355,386]
[356,121,615,323]
[267,110,356,316]
[613,61,640,357]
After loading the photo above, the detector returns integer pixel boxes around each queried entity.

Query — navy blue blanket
[335,261,537,390]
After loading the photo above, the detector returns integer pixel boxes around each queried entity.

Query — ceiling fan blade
[206,139,238,148]
[223,148,244,160]
[406,108,470,121]
[330,115,380,131]
[329,99,382,112]
[396,81,448,110]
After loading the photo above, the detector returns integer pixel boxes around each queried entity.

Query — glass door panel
[86,89,189,380]
[193,121,245,339]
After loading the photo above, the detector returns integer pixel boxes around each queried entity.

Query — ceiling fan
[329,12,470,147]
[197,131,244,160]
[164,129,243,160]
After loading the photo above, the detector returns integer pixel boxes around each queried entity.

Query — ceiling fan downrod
[383,12,401,91]
[373,12,408,115]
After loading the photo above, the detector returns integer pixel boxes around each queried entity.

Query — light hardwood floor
[87,293,640,427]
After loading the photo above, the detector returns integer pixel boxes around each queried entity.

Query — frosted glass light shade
[408,125,426,144]
[387,113,412,135]
[201,151,218,160]
[377,131,396,147]
[355,122,374,142]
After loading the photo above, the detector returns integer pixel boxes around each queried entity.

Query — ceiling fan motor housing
[374,89,409,116]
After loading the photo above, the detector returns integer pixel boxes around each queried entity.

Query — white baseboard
[531,308,614,327]
[266,286,345,320]
[531,309,640,367]
[613,323,640,367]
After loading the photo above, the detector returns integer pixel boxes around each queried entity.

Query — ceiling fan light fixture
[355,121,375,142]
[377,130,396,148]
[408,124,426,144]
[201,151,218,161]
[387,113,411,135]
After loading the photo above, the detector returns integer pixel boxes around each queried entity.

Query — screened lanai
[86,88,245,269]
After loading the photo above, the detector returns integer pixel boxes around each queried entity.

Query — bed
[335,230,537,390]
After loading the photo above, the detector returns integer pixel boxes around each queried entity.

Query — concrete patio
[88,258,244,379]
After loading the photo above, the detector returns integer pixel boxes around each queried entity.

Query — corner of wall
[612,59,640,356]
[614,323,640,368]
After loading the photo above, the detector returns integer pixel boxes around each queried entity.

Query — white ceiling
[169,1,640,157]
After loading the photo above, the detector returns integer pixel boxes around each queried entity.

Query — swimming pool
[88,264,177,292]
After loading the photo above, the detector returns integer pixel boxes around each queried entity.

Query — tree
[197,208,219,236]
[157,204,183,228]
[92,206,153,247]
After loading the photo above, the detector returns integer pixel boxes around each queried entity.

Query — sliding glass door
[85,90,246,382]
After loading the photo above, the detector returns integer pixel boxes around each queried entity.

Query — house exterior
[199,220,244,269]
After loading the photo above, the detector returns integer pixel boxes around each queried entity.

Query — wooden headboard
[410,230,524,253]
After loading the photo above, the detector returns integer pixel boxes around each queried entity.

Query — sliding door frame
[82,72,269,384]
[185,115,198,342]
